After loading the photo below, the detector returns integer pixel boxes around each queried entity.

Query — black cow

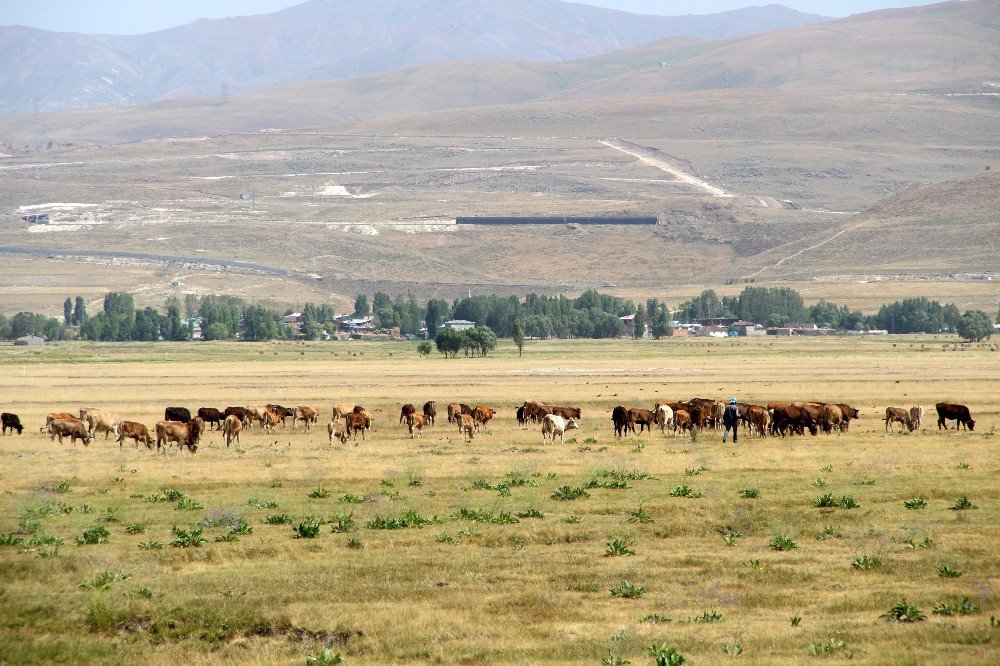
[936,403,975,431]
[1,413,24,435]
[197,407,224,430]
[612,405,631,438]
[164,407,191,423]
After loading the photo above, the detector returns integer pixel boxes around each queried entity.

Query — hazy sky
[0,0,945,34]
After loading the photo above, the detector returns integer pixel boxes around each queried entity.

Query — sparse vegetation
[610,580,645,599]
[881,599,926,623]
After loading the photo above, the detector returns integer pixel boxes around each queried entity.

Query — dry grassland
[0,337,997,664]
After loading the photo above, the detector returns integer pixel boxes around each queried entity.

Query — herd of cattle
[0,398,978,453]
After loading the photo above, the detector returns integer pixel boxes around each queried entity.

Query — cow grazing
[243,405,270,430]
[292,405,318,431]
[400,403,416,425]
[407,413,425,438]
[198,407,224,430]
[936,403,975,431]
[164,407,191,424]
[155,417,204,453]
[822,404,844,433]
[655,405,674,433]
[49,418,92,446]
[260,409,281,433]
[629,408,656,434]
[446,402,463,424]
[884,407,914,433]
[550,406,582,421]
[521,401,550,423]
[46,412,77,428]
[541,414,578,445]
[224,407,248,423]
[612,405,631,438]
[84,409,119,440]
[222,414,242,448]
[423,401,437,426]
[352,406,373,429]
[332,404,358,420]
[673,410,692,434]
[457,413,475,442]
[516,406,527,426]
[267,404,294,426]
[473,405,496,431]
[327,420,348,445]
[1,413,23,435]
[771,405,818,436]
[345,412,367,441]
[117,421,154,448]
[747,405,770,437]
[909,405,925,429]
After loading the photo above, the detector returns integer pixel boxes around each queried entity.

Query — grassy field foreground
[0,337,997,664]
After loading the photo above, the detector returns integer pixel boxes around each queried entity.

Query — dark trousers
[723,423,738,442]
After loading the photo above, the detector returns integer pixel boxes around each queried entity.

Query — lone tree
[956,310,993,342]
[434,328,463,358]
[416,340,432,357]
[353,294,370,318]
[64,297,73,325]
[72,296,87,325]
[513,319,525,357]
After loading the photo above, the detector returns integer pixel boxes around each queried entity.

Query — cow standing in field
[541,414,578,445]
[407,413,425,438]
[46,412,77,428]
[327,420,348,445]
[222,414,242,448]
[156,417,204,453]
[49,418,92,446]
[629,408,655,435]
[936,403,975,431]
[84,409,120,441]
[293,405,318,431]
[612,405,631,438]
[516,406,527,426]
[423,401,437,426]
[473,405,496,432]
[909,405,924,429]
[332,404,357,420]
[267,405,294,427]
[224,407,248,424]
[400,403,416,425]
[1,413,23,435]
[457,414,475,442]
[836,404,860,431]
[345,412,367,441]
[117,421,154,448]
[550,406,581,421]
[885,407,914,432]
[655,404,674,433]
[244,405,270,430]
[164,407,191,423]
[673,410,692,434]
[198,408,224,430]
[747,405,770,437]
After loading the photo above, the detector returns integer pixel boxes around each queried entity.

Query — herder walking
[723,398,739,443]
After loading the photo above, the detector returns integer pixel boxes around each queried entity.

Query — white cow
[541,414,579,445]
[656,404,674,434]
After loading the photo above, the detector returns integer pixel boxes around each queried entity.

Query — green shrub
[453,508,519,524]
[292,518,322,539]
[950,496,977,510]
[647,643,685,666]
[346,538,363,550]
[935,563,962,578]
[813,493,837,508]
[903,498,927,510]
[838,496,859,509]
[76,525,111,545]
[605,537,636,557]
[366,510,439,530]
[124,523,145,534]
[770,535,797,551]
[669,485,701,498]
[306,648,345,665]
[739,488,760,499]
[881,599,925,622]
[809,638,850,657]
[627,503,653,523]
[610,580,645,599]
[692,610,723,623]
[174,497,203,511]
[308,487,331,499]
[248,498,279,509]
[933,597,978,616]
[851,554,884,570]
[516,508,544,519]
[551,485,589,501]
[170,526,206,548]
[138,541,163,550]
[80,569,130,590]
[329,514,356,533]
[640,614,672,624]
[564,515,581,524]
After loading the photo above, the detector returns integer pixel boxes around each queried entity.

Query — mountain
[0,0,827,116]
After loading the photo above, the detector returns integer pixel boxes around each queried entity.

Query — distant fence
[455,216,658,225]
[0,246,291,276]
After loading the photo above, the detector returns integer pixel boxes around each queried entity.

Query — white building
[440,320,476,331]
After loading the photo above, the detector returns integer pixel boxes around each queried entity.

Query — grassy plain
[0,337,998,664]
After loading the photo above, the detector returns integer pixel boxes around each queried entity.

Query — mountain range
[0,0,827,115]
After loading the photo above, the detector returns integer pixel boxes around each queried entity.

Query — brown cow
[156,417,204,453]
[823,404,844,432]
[457,413,475,442]
[332,404,356,420]
[423,401,437,426]
[261,409,281,434]
[522,401,551,423]
[267,404,294,426]
[244,405,270,430]
[222,414,242,448]
[550,406,582,420]
[49,418,92,446]
[327,420,348,445]
[936,403,974,431]
[345,412,367,441]
[885,407,914,432]
[116,421,153,448]
[198,407,224,430]
[292,405,318,431]
[673,410,692,434]
[628,408,655,434]
[400,403,416,425]
[612,405,631,438]
[747,405,770,437]
[909,405,925,429]
[46,412,77,428]
[407,413,425,438]
[446,402,462,424]
[836,404,860,431]
[472,405,495,431]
